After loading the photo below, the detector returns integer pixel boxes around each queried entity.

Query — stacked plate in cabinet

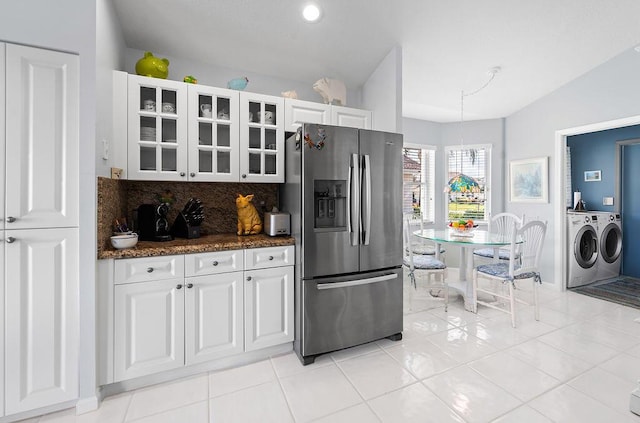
[140,126,156,141]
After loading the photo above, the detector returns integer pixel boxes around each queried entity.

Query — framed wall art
[584,170,601,182]
[509,156,549,203]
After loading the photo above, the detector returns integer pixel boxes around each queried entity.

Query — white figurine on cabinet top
[281,90,298,99]
[313,78,346,106]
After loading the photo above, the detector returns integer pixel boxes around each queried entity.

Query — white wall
[0,0,98,405]
[505,46,640,287]
[97,0,127,178]
[363,46,403,132]
[123,48,363,108]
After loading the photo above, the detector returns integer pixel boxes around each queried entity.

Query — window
[445,144,491,222]
[403,144,436,223]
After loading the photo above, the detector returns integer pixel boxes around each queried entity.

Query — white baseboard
[75,394,100,415]
[631,385,640,416]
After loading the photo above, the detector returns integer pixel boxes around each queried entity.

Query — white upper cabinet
[331,105,372,129]
[5,44,79,229]
[284,99,372,131]
[187,85,239,182]
[239,92,285,183]
[127,75,188,181]
[284,99,330,132]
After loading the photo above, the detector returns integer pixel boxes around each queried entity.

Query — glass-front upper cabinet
[187,85,239,182]
[127,75,188,181]
[239,92,284,183]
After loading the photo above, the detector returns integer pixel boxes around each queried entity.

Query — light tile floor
[25,270,640,423]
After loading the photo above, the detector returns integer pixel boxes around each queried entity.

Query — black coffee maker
[137,204,173,241]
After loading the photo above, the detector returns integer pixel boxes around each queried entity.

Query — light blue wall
[505,47,640,286]
[567,125,640,212]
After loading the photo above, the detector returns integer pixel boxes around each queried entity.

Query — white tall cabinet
[1,43,79,417]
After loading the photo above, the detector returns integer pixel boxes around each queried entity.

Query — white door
[187,85,239,182]
[114,279,185,381]
[284,98,330,132]
[244,266,294,351]
[4,44,79,229]
[239,92,284,183]
[331,105,372,129]
[127,75,188,181]
[185,272,243,364]
[4,228,79,415]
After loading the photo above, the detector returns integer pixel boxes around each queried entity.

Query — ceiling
[113,0,640,122]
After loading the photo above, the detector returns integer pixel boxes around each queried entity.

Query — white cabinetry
[239,92,285,182]
[127,75,188,181]
[284,98,372,132]
[115,72,286,183]
[108,246,292,383]
[1,43,79,416]
[187,85,239,181]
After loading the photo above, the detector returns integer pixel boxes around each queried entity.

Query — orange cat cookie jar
[236,193,263,235]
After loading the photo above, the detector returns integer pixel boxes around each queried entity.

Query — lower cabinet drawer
[244,245,294,270]
[185,249,243,277]
[114,255,185,285]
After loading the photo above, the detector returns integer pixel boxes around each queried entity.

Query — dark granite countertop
[98,233,295,260]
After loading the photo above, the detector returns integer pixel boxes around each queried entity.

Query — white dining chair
[473,212,524,262]
[472,220,547,327]
[404,214,446,258]
[403,217,448,311]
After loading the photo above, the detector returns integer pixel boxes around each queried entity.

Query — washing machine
[594,212,622,281]
[567,212,599,288]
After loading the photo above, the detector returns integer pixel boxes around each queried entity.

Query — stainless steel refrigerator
[281,124,403,364]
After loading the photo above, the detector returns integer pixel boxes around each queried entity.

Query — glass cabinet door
[127,75,188,181]
[187,85,239,181]
[239,92,284,183]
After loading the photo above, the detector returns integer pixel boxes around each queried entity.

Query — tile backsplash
[97,177,278,254]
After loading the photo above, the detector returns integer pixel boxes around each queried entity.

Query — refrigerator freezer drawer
[299,268,403,359]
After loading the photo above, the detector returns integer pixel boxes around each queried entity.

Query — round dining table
[413,228,518,311]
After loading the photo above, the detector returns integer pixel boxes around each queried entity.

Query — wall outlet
[603,197,614,206]
[111,167,123,179]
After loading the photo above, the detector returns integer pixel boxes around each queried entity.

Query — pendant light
[445,67,500,194]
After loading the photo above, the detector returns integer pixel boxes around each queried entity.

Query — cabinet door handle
[187,283,193,289]
[6,237,16,244]
[242,174,247,179]
[212,261,219,266]
[246,276,252,282]
[176,284,183,289]
[180,172,186,177]
[147,267,154,273]
[268,255,274,261]
[6,216,16,223]
[190,172,195,177]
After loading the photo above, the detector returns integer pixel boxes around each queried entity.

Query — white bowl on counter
[111,233,138,249]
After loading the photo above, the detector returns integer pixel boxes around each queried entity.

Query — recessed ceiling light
[302,4,321,22]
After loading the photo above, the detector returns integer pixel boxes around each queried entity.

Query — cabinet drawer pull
[246,276,252,282]
[268,256,274,261]
[212,261,219,266]
[176,284,183,289]
[187,283,194,288]
[6,237,16,244]
[6,216,16,223]
[146,267,154,273]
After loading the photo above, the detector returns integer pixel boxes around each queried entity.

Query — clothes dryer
[594,212,622,281]
[567,212,599,288]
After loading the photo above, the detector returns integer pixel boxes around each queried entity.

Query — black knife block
[171,212,201,239]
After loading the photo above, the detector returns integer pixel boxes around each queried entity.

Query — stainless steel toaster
[264,212,290,236]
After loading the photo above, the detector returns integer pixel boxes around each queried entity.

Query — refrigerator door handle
[362,154,372,245]
[349,153,359,246]
[316,273,398,290]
